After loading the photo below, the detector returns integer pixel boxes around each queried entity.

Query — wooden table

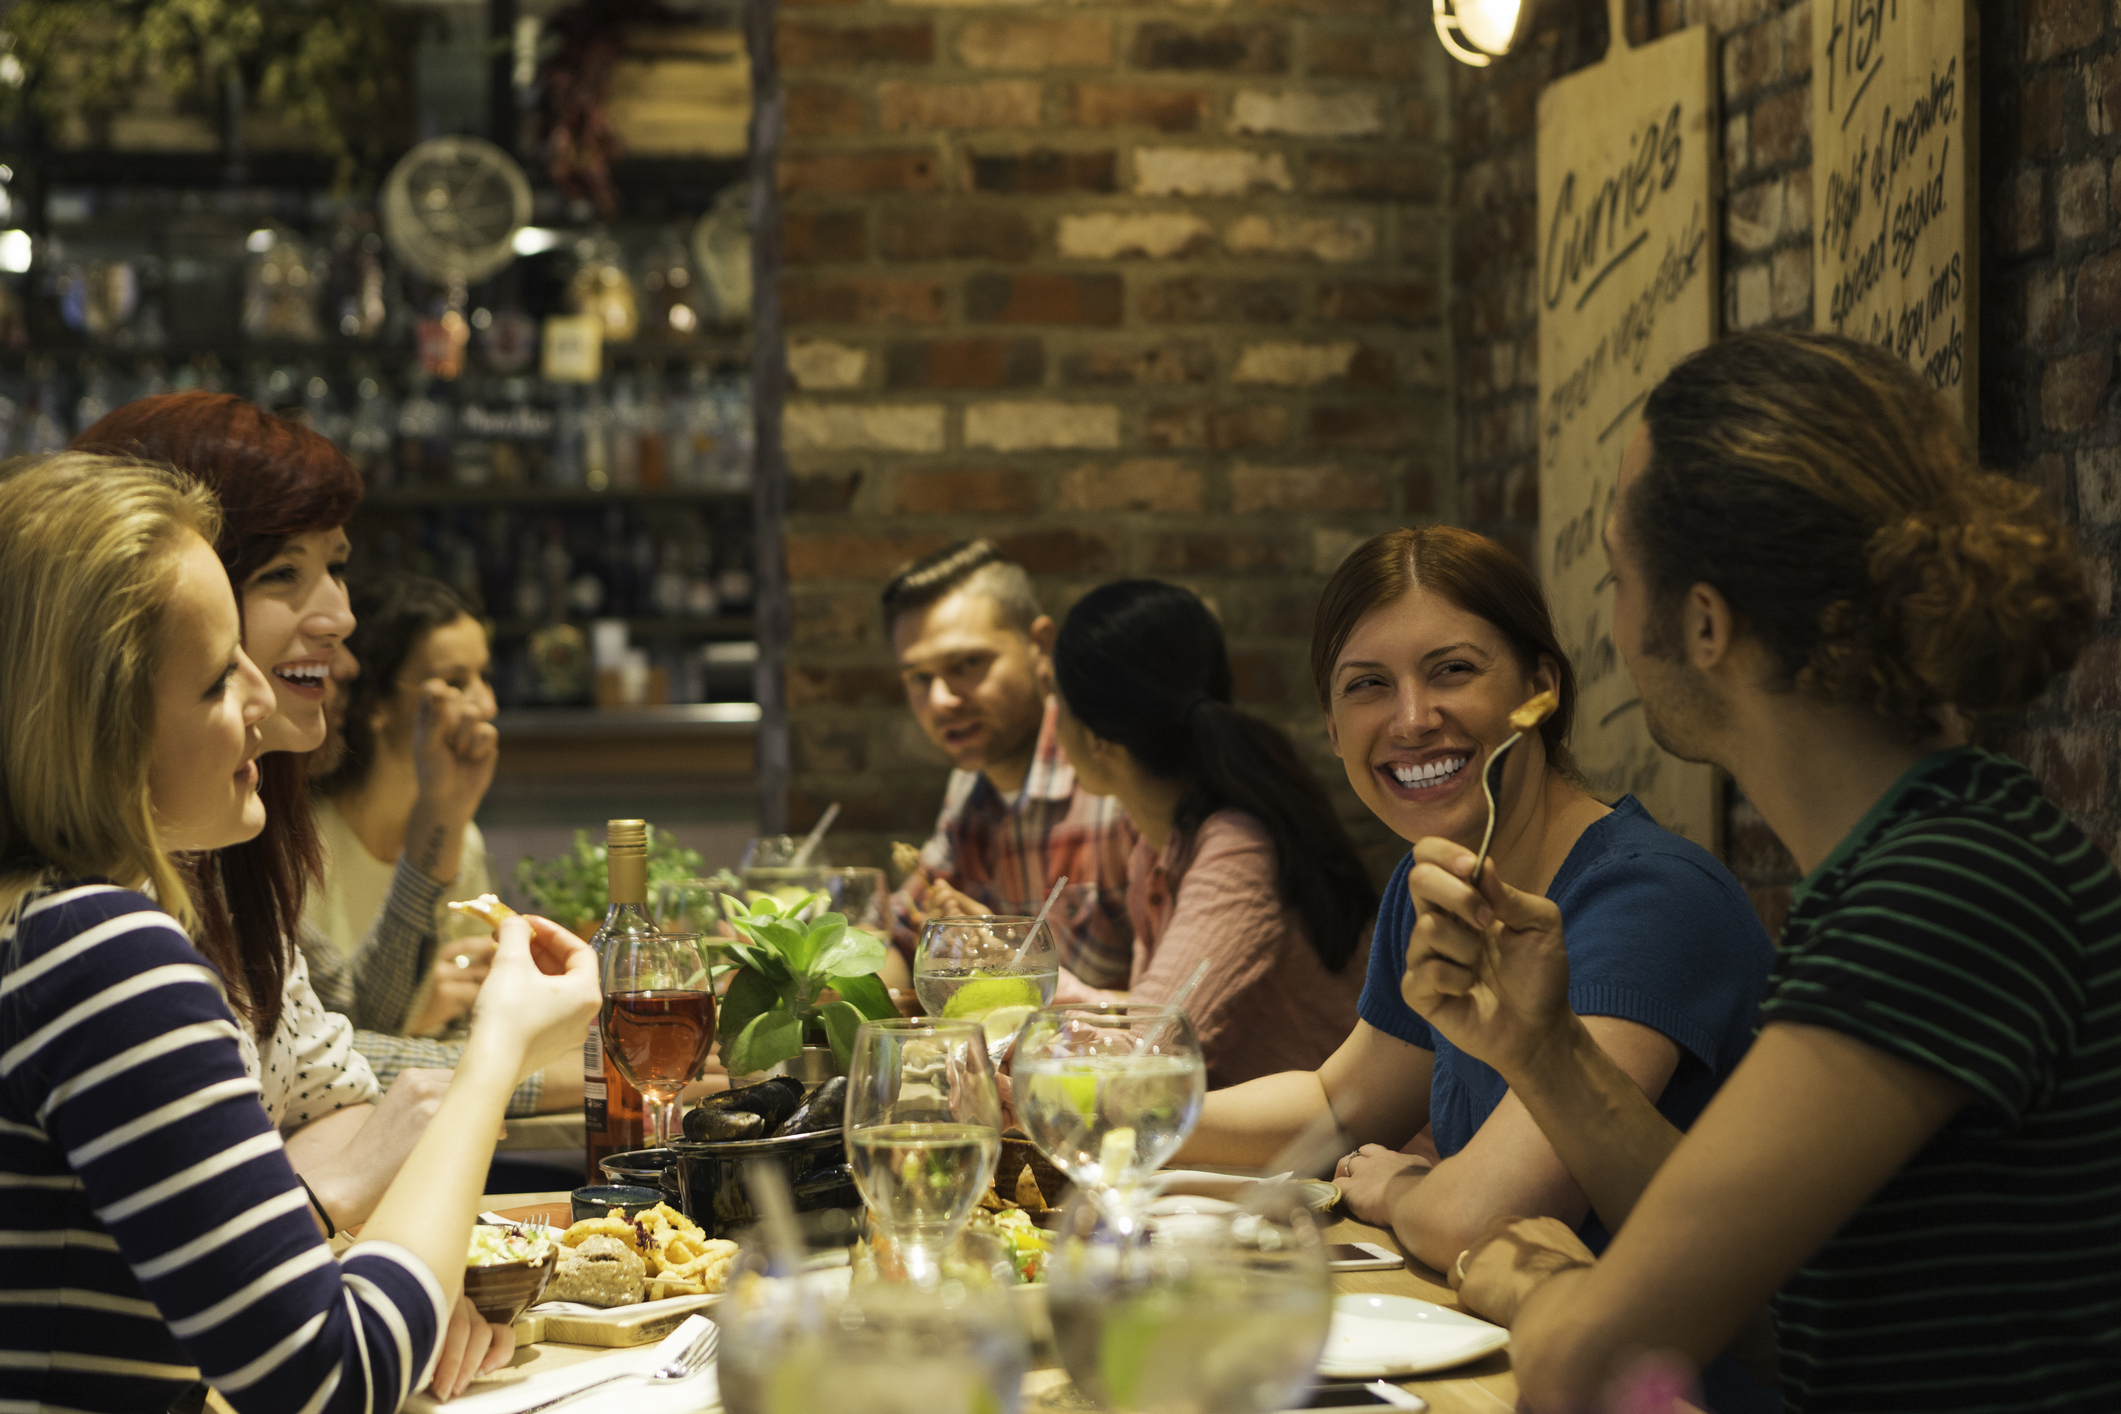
[485,1193,1517,1413]
[1313,1212,1518,1414]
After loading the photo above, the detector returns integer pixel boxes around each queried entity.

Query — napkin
[406,1314,719,1414]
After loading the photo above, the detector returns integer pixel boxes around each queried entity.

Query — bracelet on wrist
[296,1174,336,1239]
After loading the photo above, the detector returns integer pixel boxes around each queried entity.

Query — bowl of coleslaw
[463,1222,558,1325]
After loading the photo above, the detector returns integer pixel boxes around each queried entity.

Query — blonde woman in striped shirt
[0,455,601,1410]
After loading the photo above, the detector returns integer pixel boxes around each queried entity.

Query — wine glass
[1045,1185,1332,1414]
[843,1017,1002,1287]
[1012,1004,1206,1203]
[599,930,714,1147]
[913,915,1059,1061]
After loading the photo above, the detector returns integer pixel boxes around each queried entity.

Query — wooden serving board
[534,1294,724,1347]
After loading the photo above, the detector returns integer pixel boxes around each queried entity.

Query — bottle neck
[607,849,647,905]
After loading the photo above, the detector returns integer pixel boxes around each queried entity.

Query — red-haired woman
[1173,526,1778,1414]
[72,394,537,1218]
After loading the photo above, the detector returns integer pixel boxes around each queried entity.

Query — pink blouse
[1072,809,1369,1088]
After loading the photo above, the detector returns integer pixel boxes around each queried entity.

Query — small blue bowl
[570,1184,665,1223]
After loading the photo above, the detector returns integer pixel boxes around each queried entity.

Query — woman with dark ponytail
[1049,580,1375,1087]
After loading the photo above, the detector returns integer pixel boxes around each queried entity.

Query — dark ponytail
[1054,580,1377,972]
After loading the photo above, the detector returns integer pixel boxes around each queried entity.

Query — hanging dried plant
[538,0,683,218]
[0,0,418,188]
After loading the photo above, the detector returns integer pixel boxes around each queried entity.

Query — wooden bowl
[463,1247,558,1325]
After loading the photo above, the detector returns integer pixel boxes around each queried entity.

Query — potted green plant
[513,824,706,937]
[715,891,897,1077]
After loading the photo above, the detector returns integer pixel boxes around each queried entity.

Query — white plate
[1315,1292,1509,1378]
[1154,1170,1342,1213]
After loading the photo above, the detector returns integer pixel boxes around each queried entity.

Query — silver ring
[453,954,472,969]
[1455,1249,1470,1280]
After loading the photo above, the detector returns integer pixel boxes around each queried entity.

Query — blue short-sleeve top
[1360,796,1774,1171]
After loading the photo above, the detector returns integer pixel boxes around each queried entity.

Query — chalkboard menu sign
[1812,0,1976,424]
[1536,5,1721,849]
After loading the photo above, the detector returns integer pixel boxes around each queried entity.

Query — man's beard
[1636,655,1724,766]
[1635,605,1725,766]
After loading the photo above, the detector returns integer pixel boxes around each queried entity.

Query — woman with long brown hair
[1175,524,1779,1413]
[0,453,600,1408]
[74,394,519,1209]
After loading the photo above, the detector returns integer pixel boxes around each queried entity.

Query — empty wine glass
[1012,1004,1206,1203]
[600,930,713,1147]
[844,1017,1003,1287]
[914,915,1060,1061]
[1046,1184,1332,1414]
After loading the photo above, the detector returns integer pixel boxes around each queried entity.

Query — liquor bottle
[585,818,652,1180]
[609,376,641,491]
[637,371,668,490]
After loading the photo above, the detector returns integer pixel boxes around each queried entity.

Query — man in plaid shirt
[886,542,1137,991]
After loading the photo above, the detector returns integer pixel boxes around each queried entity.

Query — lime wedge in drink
[1095,1294,1165,1410]
[979,1004,1036,1047]
[1099,1126,1137,1185]
[941,975,1043,1019]
[1023,1066,1102,1119]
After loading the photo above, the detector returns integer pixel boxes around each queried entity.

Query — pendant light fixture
[1434,0,1533,67]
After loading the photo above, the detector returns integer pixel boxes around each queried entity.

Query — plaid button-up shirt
[894,698,1138,991]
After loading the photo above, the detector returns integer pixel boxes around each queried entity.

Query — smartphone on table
[1326,1241,1404,1271]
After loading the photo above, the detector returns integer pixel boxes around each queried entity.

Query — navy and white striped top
[1,880,447,1413]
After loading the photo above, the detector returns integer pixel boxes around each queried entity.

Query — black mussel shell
[770,1075,847,1138]
[686,1075,805,1130]
[682,1107,767,1142]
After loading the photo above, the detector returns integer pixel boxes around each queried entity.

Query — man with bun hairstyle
[1401,331,2118,1412]
[882,539,1136,990]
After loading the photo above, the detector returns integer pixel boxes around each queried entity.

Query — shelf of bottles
[0,182,761,716]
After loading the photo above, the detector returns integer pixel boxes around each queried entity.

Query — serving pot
[605,1133,858,1239]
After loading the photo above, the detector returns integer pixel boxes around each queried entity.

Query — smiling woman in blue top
[1177,524,1778,1411]
[0,454,602,1411]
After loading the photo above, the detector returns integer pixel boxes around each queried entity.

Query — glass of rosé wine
[599,930,714,1146]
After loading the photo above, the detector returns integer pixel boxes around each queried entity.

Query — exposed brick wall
[1451,0,2121,930]
[1984,0,2121,859]
[775,0,1453,871]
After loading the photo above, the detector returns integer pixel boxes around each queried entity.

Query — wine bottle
[585,818,652,1180]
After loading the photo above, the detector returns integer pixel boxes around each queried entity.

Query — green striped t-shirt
[1760,747,2121,1412]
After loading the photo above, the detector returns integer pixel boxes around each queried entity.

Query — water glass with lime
[1012,1004,1205,1201]
[1045,1186,1332,1414]
[719,1212,1030,1414]
[914,915,1059,1061]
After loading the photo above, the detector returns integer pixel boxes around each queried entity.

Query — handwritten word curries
[1542,104,1685,313]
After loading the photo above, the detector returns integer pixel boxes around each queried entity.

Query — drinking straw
[1009,874,1068,966]
[743,1158,807,1279]
[789,802,840,867]
[1135,956,1213,1053]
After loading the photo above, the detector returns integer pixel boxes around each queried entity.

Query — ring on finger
[1455,1249,1470,1280]
[454,954,472,969]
